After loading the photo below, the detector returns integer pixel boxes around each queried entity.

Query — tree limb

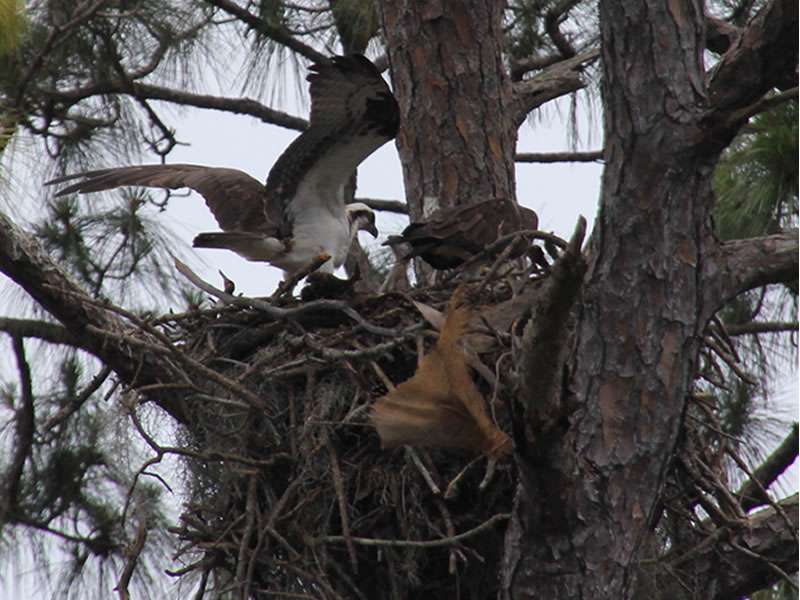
[0,336,35,524]
[716,230,798,303]
[352,198,408,215]
[649,494,799,600]
[708,0,798,115]
[705,15,740,55]
[736,423,799,512]
[515,150,603,163]
[725,320,798,336]
[0,317,81,346]
[0,209,189,423]
[205,0,329,65]
[46,81,308,131]
[511,49,599,127]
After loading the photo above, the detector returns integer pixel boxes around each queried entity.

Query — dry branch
[512,49,599,126]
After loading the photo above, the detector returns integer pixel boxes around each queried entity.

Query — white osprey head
[346,202,378,238]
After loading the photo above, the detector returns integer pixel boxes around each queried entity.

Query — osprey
[47,55,399,278]
[384,198,539,269]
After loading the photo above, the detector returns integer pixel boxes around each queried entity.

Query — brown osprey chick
[383,198,538,270]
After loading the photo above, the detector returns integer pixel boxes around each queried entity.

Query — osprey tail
[192,232,284,262]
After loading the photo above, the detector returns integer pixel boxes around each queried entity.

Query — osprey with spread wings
[48,55,399,278]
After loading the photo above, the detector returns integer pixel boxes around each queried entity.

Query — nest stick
[313,512,511,548]
[325,430,358,573]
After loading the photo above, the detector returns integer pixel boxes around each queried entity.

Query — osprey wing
[264,55,399,230]
[48,164,270,233]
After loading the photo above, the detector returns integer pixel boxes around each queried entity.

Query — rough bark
[501,0,796,598]
[378,0,517,220]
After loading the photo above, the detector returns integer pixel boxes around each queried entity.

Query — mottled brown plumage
[383,198,538,269]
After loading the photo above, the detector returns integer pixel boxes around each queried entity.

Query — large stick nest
[160,272,528,599]
[139,226,779,599]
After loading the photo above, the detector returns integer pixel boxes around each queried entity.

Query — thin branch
[46,81,308,131]
[174,258,417,338]
[115,519,148,600]
[205,0,329,64]
[725,320,798,336]
[324,430,358,573]
[0,316,81,346]
[510,54,564,81]
[352,198,408,215]
[653,494,799,600]
[0,336,35,522]
[313,512,510,548]
[44,365,113,432]
[515,150,603,163]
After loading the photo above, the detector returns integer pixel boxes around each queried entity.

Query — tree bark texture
[378,0,517,221]
[500,1,796,598]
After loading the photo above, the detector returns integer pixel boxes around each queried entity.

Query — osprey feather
[47,55,397,278]
[383,198,538,270]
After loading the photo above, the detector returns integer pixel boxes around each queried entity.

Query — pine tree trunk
[378,0,517,221]
[379,0,750,597]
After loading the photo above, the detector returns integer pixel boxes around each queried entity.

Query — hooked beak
[364,222,378,238]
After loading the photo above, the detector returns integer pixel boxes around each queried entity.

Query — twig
[313,513,511,548]
[237,475,259,600]
[44,365,112,431]
[406,447,440,496]
[272,253,332,300]
[115,519,148,600]
[324,430,358,573]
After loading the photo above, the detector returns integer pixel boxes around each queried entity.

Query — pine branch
[0,209,188,424]
[511,49,599,127]
[736,424,799,511]
[205,0,329,65]
[716,230,798,303]
[0,336,35,524]
[516,151,603,163]
[0,317,80,346]
[725,321,798,336]
[46,81,308,131]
